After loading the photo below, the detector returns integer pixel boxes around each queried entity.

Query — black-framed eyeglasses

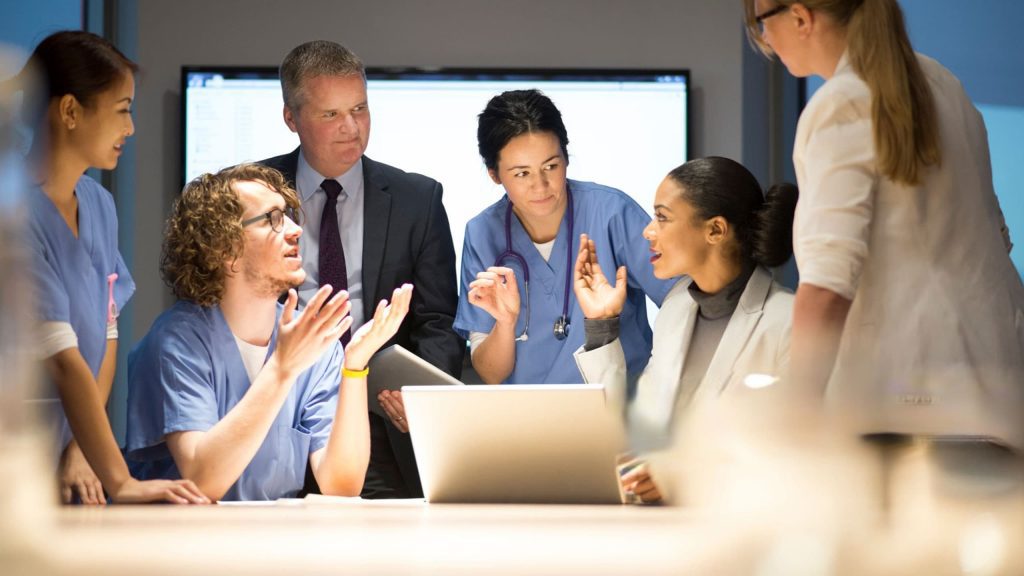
[754,4,789,31]
[241,207,301,233]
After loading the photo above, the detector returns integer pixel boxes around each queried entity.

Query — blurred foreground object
[653,376,1024,575]
[0,44,56,565]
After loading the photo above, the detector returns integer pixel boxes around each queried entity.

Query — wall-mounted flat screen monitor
[182,67,689,286]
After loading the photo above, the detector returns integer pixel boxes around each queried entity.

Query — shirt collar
[832,49,852,78]
[296,151,364,202]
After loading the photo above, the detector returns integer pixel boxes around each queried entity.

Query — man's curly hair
[161,163,301,306]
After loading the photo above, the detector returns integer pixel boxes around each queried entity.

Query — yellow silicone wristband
[342,366,369,378]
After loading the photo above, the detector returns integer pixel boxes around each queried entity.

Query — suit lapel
[697,266,772,399]
[657,287,698,426]
[361,156,391,320]
[634,281,696,430]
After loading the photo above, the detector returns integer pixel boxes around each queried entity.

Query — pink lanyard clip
[106,273,119,325]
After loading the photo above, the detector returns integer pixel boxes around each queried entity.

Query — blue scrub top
[454,179,675,384]
[125,301,342,501]
[27,175,135,451]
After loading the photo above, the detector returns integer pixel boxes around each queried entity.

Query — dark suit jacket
[260,149,465,497]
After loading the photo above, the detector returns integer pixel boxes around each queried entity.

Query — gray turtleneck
[673,262,754,409]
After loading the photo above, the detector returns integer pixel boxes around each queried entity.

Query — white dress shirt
[294,152,366,331]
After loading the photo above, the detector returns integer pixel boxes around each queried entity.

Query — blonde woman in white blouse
[745,0,1024,448]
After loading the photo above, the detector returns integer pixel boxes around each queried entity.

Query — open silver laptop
[402,384,626,504]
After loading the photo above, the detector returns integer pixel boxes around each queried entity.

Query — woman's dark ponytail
[751,183,798,268]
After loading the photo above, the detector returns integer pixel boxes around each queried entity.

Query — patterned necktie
[319,178,350,345]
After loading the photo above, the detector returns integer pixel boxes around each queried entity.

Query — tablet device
[367,345,462,417]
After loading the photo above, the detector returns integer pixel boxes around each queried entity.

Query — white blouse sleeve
[794,93,878,301]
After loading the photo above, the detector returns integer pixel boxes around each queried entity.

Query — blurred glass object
[0,43,55,560]
[654,375,1024,575]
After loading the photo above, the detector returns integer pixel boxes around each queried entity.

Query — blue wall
[0,0,82,64]
[982,104,1024,262]
[901,0,1024,109]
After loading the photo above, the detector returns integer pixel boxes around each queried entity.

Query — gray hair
[280,40,365,110]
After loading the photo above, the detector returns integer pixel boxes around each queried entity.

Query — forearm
[64,339,118,467]
[471,321,517,384]
[47,349,131,494]
[174,356,296,500]
[313,372,370,496]
[96,339,117,404]
[790,283,852,396]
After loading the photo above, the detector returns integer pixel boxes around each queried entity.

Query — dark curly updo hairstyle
[666,156,798,267]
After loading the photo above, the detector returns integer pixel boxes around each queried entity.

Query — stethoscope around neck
[494,185,575,342]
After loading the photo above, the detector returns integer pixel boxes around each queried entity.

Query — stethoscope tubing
[494,185,575,341]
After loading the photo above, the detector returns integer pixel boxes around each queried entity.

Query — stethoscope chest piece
[553,315,570,340]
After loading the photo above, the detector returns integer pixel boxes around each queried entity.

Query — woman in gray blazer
[573,156,797,502]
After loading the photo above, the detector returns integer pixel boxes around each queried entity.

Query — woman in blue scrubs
[455,89,675,384]
[26,31,205,504]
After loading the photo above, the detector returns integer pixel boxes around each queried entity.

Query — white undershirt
[533,238,555,262]
[234,335,270,382]
[468,239,556,354]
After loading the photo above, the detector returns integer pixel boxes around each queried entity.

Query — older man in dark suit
[261,40,463,499]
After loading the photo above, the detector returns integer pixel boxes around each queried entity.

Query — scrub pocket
[232,425,312,501]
